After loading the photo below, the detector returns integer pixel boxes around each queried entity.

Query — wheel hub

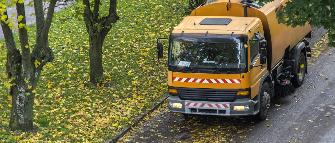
[263,92,271,109]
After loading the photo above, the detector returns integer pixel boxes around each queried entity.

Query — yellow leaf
[1,15,7,21]
[47,82,52,89]
[18,23,25,29]
[17,0,24,4]
[34,60,41,68]
[8,22,14,30]
[112,122,119,128]
[4,81,12,89]
[17,15,24,22]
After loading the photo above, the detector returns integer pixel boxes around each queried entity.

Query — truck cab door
[249,33,267,99]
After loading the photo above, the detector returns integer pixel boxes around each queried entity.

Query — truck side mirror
[259,39,267,65]
[157,40,164,59]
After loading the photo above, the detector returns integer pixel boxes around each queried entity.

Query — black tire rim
[263,91,271,111]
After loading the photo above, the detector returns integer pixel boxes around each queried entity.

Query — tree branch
[16,2,33,79]
[108,0,117,19]
[107,0,118,23]
[16,3,29,52]
[0,11,22,79]
[101,0,119,36]
[83,0,94,33]
[33,0,45,36]
[41,0,57,43]
[31,0,57,86]
[0,11,17,53]
[93,0,100,20]
[32,0,57,63]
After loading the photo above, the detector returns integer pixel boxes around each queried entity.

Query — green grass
[0,0,188,142]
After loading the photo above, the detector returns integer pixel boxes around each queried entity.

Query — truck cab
[165,16,268,117]
[157,0,311,120]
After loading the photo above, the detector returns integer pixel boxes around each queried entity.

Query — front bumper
[168,95,259,116]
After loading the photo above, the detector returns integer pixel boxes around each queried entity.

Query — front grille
[190,108,227,114]
[178,88,238,102]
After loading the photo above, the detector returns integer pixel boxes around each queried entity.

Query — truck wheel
[292,53,307,87]
[256,83,271,121]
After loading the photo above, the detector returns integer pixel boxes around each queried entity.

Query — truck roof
[206,0,243,5]
[173,16,260,35]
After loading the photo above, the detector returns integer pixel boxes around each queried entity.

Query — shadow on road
[120,103,263,143]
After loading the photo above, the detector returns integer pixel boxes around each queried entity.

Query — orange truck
[157,0,311,120]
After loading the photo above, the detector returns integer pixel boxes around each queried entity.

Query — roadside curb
[106,96,168,143]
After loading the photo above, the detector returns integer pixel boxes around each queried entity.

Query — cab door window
[250,34,260,63]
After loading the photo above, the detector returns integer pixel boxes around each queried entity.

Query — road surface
[119,29,334,143]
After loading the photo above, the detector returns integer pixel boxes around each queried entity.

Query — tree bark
[89,34,105,84]
[9,83,34,131]
[16,2,33,80]
[83,0,119,85]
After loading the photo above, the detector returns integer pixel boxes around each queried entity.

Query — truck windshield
[169,37,247,73]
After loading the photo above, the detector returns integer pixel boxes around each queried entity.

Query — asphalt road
[247,47,335,143]
[119,28,332,143]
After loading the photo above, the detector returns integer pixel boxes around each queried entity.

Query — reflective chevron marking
[173,77,241,84]
[185,101,230,109]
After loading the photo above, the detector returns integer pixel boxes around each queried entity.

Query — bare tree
[0,0,57,131]
[82,0,119,85]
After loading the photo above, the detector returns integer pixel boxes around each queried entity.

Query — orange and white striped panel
[173,77,241,84]
[185,102,230,109]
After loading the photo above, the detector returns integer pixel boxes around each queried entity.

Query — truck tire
[256,82,271,121]
[292,53,307,87]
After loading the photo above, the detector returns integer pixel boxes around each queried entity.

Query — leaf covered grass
[0,0,188,142]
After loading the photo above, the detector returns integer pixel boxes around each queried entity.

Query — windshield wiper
[212,68,229,73]
[170,66,196,72]
[184,66,197,72]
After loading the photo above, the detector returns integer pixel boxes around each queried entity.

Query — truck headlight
[170,102,183,109]
[233,105,250,111]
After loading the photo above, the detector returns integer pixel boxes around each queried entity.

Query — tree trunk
[1,0,56,132]
[89,34,105,84]
[83,0,118,85]
[9,83,34,131]
[4,36,35,131]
